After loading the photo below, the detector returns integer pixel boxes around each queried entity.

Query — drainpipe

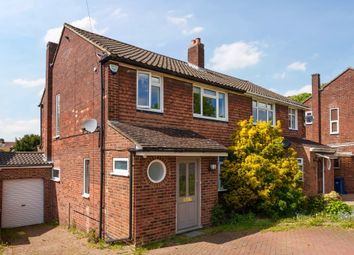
[129,151,134,240]
[322,158,325,194]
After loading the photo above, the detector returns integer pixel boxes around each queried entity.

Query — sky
[0,0,354,141]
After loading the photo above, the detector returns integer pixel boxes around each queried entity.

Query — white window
[288,108,298,130]
[83,159,90,197]
[193,86,228,121]
[218,157,226,191]
[147,160,166,183]
[334,158,340,169]
[305,111,313,125]
[330,108,339,134]
[112,158,129,176]
[137,71,163,112]
[252,100,275,125]
[52,168,60,182]
[55,94,60,137]
[297,158,304,181]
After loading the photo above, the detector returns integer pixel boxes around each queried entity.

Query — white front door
[176,159,199,232]
[2,179,44,228]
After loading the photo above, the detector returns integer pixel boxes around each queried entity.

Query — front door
[176,159,199,232]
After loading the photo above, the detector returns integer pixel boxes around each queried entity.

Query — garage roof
[0,152,51,167]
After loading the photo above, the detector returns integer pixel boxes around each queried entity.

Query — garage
[0,152,52,229]
[2,179,44,228]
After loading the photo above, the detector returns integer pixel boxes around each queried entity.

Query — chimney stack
[312,73,321,143]
[188,38,204,68]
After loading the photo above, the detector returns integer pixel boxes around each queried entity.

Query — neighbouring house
[0,139,15,152]
[304,68,354,194]
[38,23,334,244]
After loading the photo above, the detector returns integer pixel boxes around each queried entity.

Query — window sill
[289,128,298,131]
[218,188,227,192]
[136,108,163,115]
[110,172,129,177]
[330,132,340,135]
[193,115,228,123]
[82,193,90,199]
[51,178,60,182]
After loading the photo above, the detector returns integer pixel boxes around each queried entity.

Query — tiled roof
[0,152,51,167]
[109,121,228,152]
[285,136,335,152]
[63,23,305,109]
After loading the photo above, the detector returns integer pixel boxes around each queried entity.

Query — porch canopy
[109,121,228,157]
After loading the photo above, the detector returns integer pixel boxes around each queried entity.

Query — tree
[289,92,311,103]
[221,117,304,217]
[13,134,41,151]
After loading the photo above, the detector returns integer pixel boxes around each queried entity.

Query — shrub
[323,191,341,203]
[325,200,352,215]
[221,117,305,217]
[304,195,325,214]
[211,204,227,226]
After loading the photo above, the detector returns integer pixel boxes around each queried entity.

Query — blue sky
[1,0,354,140]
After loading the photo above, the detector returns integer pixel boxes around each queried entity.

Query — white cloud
[284,84,311,97]
[182,26,204,35]
[112,8,127,18]
[167,14,193,26]
[44,16,106,43]
[0,118,39,140]
[273,72,286,80]
[209,42,263,71]
[13,78,44,88]
[287,61,307,71]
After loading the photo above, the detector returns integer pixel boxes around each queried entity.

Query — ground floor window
[218,157,226,191]
[83,159,90,197]
[297,158,304,181]
[52,168,60,182]
[112,158,129,176]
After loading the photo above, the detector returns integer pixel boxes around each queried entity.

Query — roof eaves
[246,91,308,109]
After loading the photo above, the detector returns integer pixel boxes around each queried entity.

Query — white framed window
[83,159,90,198]
[147,160,166,183]
[55,94,60,137]
[305,111,313,125]
[218,157,227,191]
[297,158,304,181]
[136,71,163,112]
[193,86,228,121]
[330,108,339,134]
[52,168,60,182]
[112,158,129,176]
[334,158,340,169]
[252,100,275,125]
[288,108,298,130]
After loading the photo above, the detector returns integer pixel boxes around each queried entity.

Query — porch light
[209,163,217,171]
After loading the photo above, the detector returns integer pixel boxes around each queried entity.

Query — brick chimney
[312,73,321,143]
[188,38,204,68]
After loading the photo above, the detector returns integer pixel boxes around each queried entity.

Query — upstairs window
[252,100,275,125]
[330,108,339,134]
[305,111,313,125]
[55,94,60,137]
[193,86,227,121]
[288,108,298,130]
[137,71,163,112]
[52,168,60,182]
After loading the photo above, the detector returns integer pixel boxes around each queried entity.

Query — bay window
[252,100,275,125]
[137,71,163,112]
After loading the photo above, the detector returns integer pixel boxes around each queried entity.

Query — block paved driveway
[148,228,354,255]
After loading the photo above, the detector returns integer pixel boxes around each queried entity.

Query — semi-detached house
[34,23,336,244]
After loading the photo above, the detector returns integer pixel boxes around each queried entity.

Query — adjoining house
[0,152,53,231]
[38,23,334,244]
[0,139,15,152]
[304,68,354,194]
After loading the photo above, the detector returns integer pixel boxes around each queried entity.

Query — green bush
[228,212,256,225]
[304,195,326,214]
[323,191,341,203]
[325,200,352,215]
[211,204,227,226]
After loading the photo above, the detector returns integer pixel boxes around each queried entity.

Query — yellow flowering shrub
[221,117,304,217]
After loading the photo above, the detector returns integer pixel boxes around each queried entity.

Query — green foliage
[325,200,352,215]
[323,191,341,203]
[304,195,326,214]
[13,134,40,151]
[211,204,228,226]
[87,228,99,244]
[289,92,311,103]
[221,117,305,217]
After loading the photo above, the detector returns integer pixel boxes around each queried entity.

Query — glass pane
[218,93,225,118]
[252,100,257,108]
[85,160,90,194]
[203,96,217,117]
[204,89,216,97]
[179,163,186,197]
[151,86,160,110]
[148,162,165,182]
[193,87,201,114]
[138,73,149,107]
[53,169,59,178]
[332,122,338,132]
[259,102,267,109]
[331,109,338,120]
[115,160,127,170]
[253,107,258,122]
[151,76,160,86]
[258,109,267,121]
[268,110,274,123]
[188,163,196,196]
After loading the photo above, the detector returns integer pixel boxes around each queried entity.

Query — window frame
[297,158,304,181]
[147,159,166,184]
[218,156,227,192]
[55,94,60,137]
[252,99,276,126]
[112,158,129,176]
[330,108,339,135]
[136,71,164,113]
[83,158,90,198]
[193,85,228,121]
[51,168,60,182]
[288,108,298,130]
[305,111,313,125]
[334,158,340,169]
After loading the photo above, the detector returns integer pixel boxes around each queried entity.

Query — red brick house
[304,68,354,194]
[39,23,333,244]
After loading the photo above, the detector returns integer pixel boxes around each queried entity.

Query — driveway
[148,228,354,255]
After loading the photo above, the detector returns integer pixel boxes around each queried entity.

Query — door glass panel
[179,163,186,197]
[188,163,196,196]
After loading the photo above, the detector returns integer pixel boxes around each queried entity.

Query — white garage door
[2,179,44,228]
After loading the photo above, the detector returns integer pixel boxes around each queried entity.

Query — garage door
[2,179,44,228]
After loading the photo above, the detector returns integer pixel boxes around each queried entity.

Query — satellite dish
[82,119,98,133]
[282,139,291,149]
